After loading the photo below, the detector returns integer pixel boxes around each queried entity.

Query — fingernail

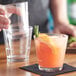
[0,10,5,15]
[0,29,1,31]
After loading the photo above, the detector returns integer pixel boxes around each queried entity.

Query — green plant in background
[67,0,76,25]
[67,0,76,46]
[68,36,76,44]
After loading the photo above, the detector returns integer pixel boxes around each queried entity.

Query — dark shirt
[28,0,49,33]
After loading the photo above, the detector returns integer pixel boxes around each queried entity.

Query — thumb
[71,29,76,37]
[65,25,76,37]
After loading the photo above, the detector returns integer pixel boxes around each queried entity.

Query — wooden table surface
[0,40,76,76]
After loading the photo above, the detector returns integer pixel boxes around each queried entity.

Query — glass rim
[34,33,68,39]
[4,1,28,5]
[3,26,33,31]
[37,33,68,36]
[46,33,68,37]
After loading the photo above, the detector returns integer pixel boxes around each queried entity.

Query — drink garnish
[38,33,59,54]
[34,25,39,38]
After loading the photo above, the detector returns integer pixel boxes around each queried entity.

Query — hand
[0,5,10,31]
[0,5,20,31]
[53,23,76,37]
[69,42,76,48]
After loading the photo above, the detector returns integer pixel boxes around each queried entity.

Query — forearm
[49,0,69,25]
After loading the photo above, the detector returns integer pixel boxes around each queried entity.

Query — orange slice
[39,33,50,42]
[38,33,59,54]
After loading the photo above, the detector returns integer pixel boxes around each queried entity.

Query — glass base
[7,58,29,62]
[7,55,29,62]
[39,65,63,72]
[7,57,29,63]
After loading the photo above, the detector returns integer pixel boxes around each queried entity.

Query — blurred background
[0,0,76,44]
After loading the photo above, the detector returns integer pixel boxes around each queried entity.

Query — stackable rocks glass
[3,1,33,62]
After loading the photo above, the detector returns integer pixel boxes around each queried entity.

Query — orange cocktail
[34,33,68,72]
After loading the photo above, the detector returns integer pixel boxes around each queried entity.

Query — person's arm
[49,0,69,24]
[49,0,76,37]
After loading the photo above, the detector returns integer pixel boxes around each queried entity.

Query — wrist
[54,18,69,26]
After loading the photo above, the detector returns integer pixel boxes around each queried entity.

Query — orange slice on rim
[39,33,50,42]
[38,33,59,54]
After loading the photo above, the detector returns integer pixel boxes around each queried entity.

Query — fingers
[0,15,10,25]
[53,23,76,37]
[0,5,6,15]
[0,23,8,29]
[6,6,21,16]
[0,5,20,31]
[69,42,76,48]
[0,15,10,30]
[0,8,5,15]
[0,5,11,31]
[65,25,76,37]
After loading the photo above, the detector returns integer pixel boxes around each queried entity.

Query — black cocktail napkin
[20,63,76,76]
